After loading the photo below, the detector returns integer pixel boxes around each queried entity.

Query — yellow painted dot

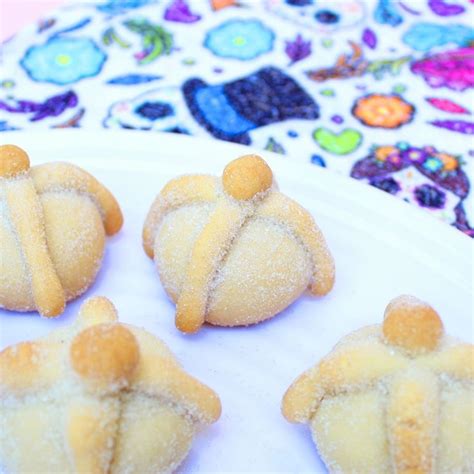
[56,54,72,66]
[233,36,247,46]
[376,106,390,115]
[2,80,14,89]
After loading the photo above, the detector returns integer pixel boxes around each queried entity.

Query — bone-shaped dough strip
[0,340,62,394]
[386,370,439,474]
[129,327,221,424]
[142,175,217,258]
[69,299,220,422]
[282,344,406,423]
[67,398,121,474]
[30,162,123,236]
[420,344,474,380]
[175,199,248,333]
[4,176,66,317]
[255,192,335,296]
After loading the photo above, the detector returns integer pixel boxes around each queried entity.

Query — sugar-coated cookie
[0,296,221,473]
[282,295,473,473]
[0,145,123,317]
[143,154,335,333]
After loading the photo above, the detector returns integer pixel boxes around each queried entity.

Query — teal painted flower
[204,19,274,60]
[21,38,107,85]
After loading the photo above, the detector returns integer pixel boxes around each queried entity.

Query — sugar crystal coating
[143,154,335,333]
[0,145,123,317]
[0,296,221,473]
[282,295,474,473]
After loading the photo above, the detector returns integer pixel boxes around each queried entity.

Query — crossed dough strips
[143,154,335,333]
[0,296,221,473]
[0,145,123,317]
[282,295,474,473]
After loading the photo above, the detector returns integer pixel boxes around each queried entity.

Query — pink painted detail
[411,48,474,92]
[134,51,148,60]
[426,97,471,114]
[115,103,130,113]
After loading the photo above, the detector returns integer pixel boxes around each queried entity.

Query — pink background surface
[0,0,64,41]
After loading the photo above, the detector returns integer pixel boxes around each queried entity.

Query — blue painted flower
[21,38,106,85]
[403,23,474,52]
[204,19,274,60]
[423,157,443,172]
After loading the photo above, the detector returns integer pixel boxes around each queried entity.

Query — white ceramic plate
[0,130,472,473]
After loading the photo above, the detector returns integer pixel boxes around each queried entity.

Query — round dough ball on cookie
[0,145,123,317]
[282,295,474,473]
[0,297,221,473]
[143,154,335,333]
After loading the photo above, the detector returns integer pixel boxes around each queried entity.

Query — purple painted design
[285,34,312,65]
[370,176,401,194]
[414,184,446,209]
[398,2,421,15]
[428,0,465,16]
[351,143,469,198]
[454,202,474,237]
[350,143,472,236]
[331,115,344,124]
[164,0,201,23]
[0,91,78,121]
[37,18,56,33]
[362,28,377,49]
[430,119,474,134]
[401,148,427,164]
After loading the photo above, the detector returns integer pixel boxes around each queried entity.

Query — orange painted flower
[437,153,458,171]
[353,94,414,129]
[375,145,397,162]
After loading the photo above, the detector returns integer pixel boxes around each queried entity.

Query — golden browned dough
[0,296,221,473]
[282,295,474,473]
[143,154,335,333]
[0,145,123,317]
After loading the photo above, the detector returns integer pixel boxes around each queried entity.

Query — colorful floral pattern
[1,0,472,237]
[351,142,472,235]
[204,19,274,60]
[352,94,414,129]
[21,37,106,85]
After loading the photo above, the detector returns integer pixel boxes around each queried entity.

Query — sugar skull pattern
[351,143,473,236]
[0,0,472,237]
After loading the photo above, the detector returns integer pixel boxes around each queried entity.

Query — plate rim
[1,129,471,243]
